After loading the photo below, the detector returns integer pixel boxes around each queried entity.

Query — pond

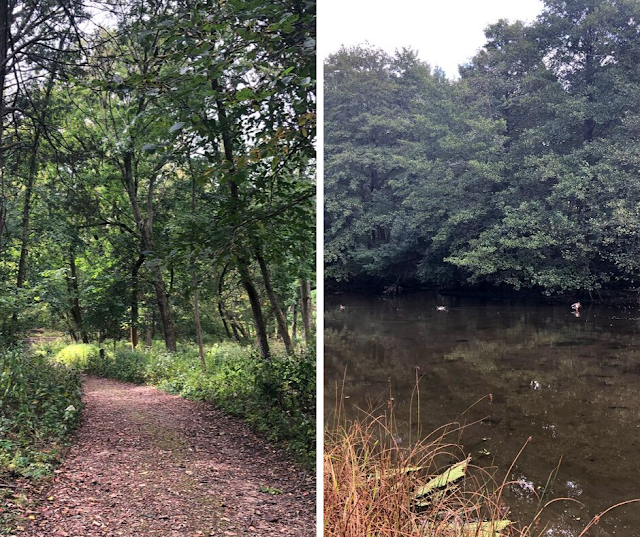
[325,291,640,536]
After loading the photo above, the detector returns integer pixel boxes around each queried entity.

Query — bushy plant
[85,348,148,384]
[54,343,100,370]
[0,347,82,479]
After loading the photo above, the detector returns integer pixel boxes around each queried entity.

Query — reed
[324,382,639,536]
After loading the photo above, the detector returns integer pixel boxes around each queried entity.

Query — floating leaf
[421,520,512,537]
[414,484,459,508]
[413,458,469,499]
[461,520,513,536]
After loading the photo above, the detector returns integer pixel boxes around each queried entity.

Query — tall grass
[325,407,510,536]
[324,387,640,537]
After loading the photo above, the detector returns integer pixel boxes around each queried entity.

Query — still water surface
[325,292,640,536]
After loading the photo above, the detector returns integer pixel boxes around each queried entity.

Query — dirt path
[22,377,315,537]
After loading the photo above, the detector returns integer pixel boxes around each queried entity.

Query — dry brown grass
[324,409,511,536]
[324,380,640,537]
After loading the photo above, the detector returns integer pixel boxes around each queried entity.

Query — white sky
[319,0,544,78]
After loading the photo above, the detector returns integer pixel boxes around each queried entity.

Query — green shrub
[85,348,148,383]
[54,343,100,370]
[0,347,82,479]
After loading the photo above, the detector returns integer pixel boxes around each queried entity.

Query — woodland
[325,0,640,299]
[0,0,315,531]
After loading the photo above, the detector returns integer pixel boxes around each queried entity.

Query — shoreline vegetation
[324,387,639,537]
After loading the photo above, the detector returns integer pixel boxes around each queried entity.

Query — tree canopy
[1,0,316,356]
[325,0,640,297]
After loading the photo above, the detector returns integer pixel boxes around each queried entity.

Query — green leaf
[235,87,255,101]
[413,458,469,499]
[414,484,459,508]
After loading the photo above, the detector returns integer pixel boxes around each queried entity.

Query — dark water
[325,292,640,536]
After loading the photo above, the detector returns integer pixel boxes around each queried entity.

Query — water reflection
[325,292,640,536]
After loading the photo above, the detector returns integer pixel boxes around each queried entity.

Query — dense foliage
[0,0,316,355]
[325,0,640,296]
[0,347,81,480]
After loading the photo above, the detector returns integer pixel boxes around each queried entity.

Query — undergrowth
[0,345,82,532]
[52,341,316,467]
[0,346,81,480]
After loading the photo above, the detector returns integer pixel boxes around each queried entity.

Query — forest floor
[18,376,315,537]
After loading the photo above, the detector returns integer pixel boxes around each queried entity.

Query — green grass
[54,343,100,370]
[53,341,316,467]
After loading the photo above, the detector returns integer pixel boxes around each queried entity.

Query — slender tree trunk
[230,318,242,341]
[218,301,233,339]
[68,248,88,343]
[234,318,249,339]
[15,130,40,288]
[130,255,144,349]
[10,130,40,334]
[192,271,206,371]
[255,249,294,354]
[122,152,176,351]
[0,0,9,257]
[216,265,235,340]
[213,78,270,359]
[300,278,313,345]
[151,271,176,351]
[237,258,270,358]
[292,300,298,339]
[145,323,153,348]
[190,173,206,370]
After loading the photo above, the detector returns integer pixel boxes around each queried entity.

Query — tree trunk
[233,318,249,340]
[10,130,40,335]
[230,318,242,341]
[150,268,176,352]
[130,255,144,349]
[237,258,270,359]
[122,152,176,352]
[68,249,88,343]
[213,78,270,359]
[190,173,206,370]
[255,249,294,354]
[192,271,206,371]
[300,278,313,345]
[216,263,233,339]
[218,301,233,340]
[0,0,9,257]
[292,300,298,340]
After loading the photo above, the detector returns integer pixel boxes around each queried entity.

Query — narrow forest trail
[22,377,315,537]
